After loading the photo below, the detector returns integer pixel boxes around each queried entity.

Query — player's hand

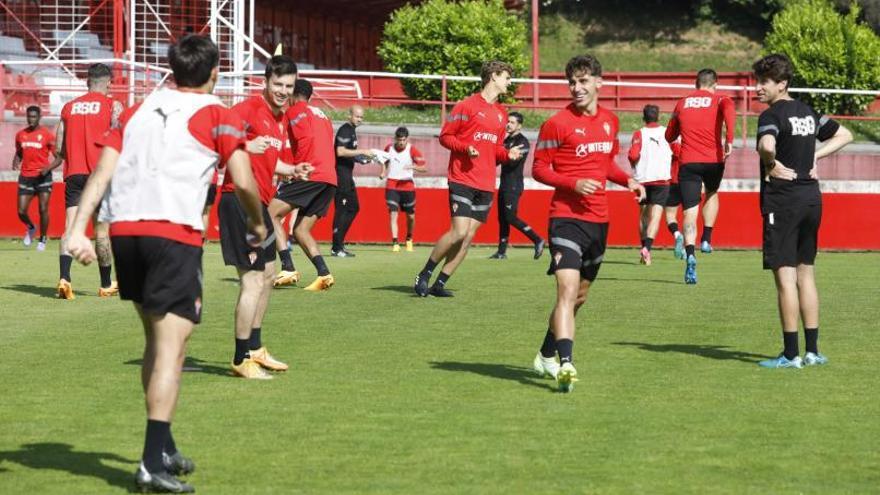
[68,232,96,265]
[293,162,313,180]
[809,157,819,179]
[467,145,480,158]
[245,220,268,247]
[628,179,646,202]
[724,142,733,159]
[575,178,601,195]
[379,172,385,180]
[246,136,270,154]
[768,161,797,181]
[508,145,524,161]
[39,166,52,175]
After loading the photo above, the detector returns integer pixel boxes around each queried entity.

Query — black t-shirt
[334,122,358,183]
[500,133,530,191]
[756,98,839,213]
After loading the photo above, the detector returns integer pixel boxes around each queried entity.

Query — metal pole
[531,0,539,107]
[441,75,447,124]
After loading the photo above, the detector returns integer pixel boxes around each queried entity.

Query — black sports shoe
[533,239,545,260]
[330,248,355,258]
[428,285,454,297]
[163,451,195,476]
[135,463,194,493]
[414,274,430,297]
[488,252,507,259]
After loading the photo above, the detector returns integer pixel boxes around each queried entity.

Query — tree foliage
[764,0,880,114]
[378,0,528,103]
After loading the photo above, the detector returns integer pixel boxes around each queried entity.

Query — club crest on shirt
[603,122,611,136]
[37,134,43,141]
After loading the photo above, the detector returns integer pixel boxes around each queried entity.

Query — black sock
[310,255,330,276]
[433,272,450,288]
[249,328,262,351]
[556,338,574,364]
[701,226,714,244]
[406,234,413,241]
[540,329,556,358]
[645,237,654,250]
[18,212,34,229]
[783,331,799,360]
[392,237,398,244]
[685,244,695,257]
[279,249,294,272]
[99,265,112,288]
[143,420,170,473]
[60,254,73,281]
[668,222,679,235]
[805,327,819,354]
[498,238,508,254]
[420,258,438,278]
[233,338,250,365]
[164,429,178,456]
[640,237,647,249]
[39,236,47,243]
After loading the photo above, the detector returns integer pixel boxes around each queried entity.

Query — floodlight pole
[531,0,539,106]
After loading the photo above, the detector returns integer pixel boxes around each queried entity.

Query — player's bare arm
[758,134,796,181]
[575,178,602,195]
[246,136,270,154]
[43,121,65,174]
[111,100,124,129]
[275,160,313,180]
[12,150,22,171]
[627,177,647,202]
[67,146,121,264]
[507,144,524,161]
[815,124,854,161]
[226,148,267,245]
[336,146,376,159]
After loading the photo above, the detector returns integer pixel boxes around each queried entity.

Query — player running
[331,104,376,257]
[67,35,267,492]
[489,111,545,260]
[665,68,735,283]
[268,79,337,292]
[380,126,427,252]
[13,105,56,251]
[218,55,312,379]
[47,63,125,298]
[413,60,524,297]
[752,54,852,369]
[627,104,673,266]
[531,54,644,393]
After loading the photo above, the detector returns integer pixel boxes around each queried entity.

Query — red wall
[4,183,879,250]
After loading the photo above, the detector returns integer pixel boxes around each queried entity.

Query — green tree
[378,0,528,103]
[764,0,880,114]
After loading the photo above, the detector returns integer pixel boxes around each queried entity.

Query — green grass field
[1,241,878,494]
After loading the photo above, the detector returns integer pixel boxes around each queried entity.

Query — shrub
[378,0,528,103]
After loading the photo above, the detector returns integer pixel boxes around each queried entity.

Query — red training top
[285,100,336,186]
[15,126,55,177]
[60,92,116,177]
[664,89,735,165]
[101,100,246,246]
[439,93,508,192]
[221,95,286,205]
[532,104,631,224]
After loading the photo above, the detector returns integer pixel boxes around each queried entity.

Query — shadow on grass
[598,277,680,285]
[2,284,60,298]
[612,342,772,363]
[601,260,639,266]
[430,361,555,392]
[124,356,231,377]
[0,442,136,491]
[371,285,420,295]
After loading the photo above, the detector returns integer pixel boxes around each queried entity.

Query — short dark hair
[480,60,514,87]
[293,78,313,100]
[565,55,602,80]
[26,105,40,114]
[87,63,112,86]
[696,68,717,89]
[752,53,794,85]
[394,126,409,138]
[642,104,659,123]
[168,35,220,88]
[264,55,298,80]
[509,111,524,125]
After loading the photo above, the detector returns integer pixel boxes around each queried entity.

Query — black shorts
[18,173,53,196]
[678,163,725,209]
[666,183,682,207]
[112,236,204,324]
[639,184,670,206]
[547,218,608,282]
[64,174,89,208]
[204,184,218,209]
[762,204,821,270]
[449,181,493,223]
[218,193,277,271]
[275,180,336,218]
[386,189,416,213]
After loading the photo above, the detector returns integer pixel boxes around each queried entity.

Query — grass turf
[0,240,878,493]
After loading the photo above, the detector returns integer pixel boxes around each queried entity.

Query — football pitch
[1,241,877,494]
